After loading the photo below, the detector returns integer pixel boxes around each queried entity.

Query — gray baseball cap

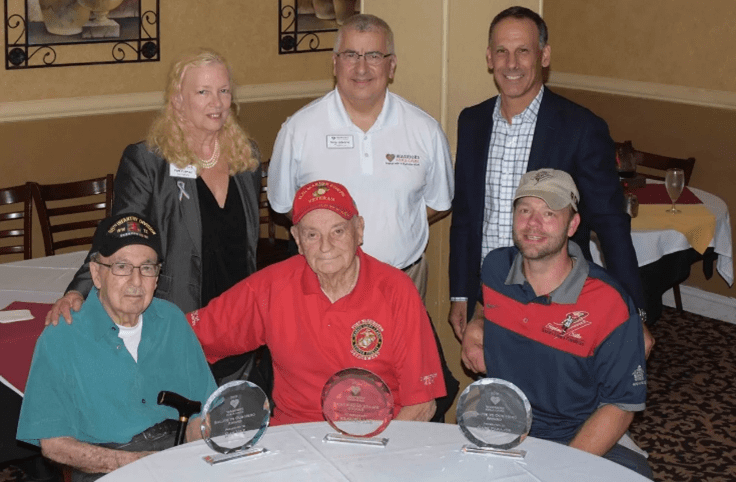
[514,169,579,212]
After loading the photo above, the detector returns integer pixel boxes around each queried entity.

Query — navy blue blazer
[449,88,643,318]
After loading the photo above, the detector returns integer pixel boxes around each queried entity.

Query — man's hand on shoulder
[461,317,486,374]
[45,291,84,326]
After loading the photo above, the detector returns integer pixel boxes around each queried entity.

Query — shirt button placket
[360,134,373,175]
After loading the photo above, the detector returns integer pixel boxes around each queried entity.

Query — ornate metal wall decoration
[5,0,159,69]
[279,0,358,54]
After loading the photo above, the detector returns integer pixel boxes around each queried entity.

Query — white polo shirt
[268,88,453,269]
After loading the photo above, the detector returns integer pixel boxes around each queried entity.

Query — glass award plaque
[456,378,532,459]
[200,380,270,465]
[321,368,394,446]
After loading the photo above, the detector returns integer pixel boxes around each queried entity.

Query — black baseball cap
[92,213,163,261]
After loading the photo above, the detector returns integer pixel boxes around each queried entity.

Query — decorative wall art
[279,0,358,54]
[4,0,159,69]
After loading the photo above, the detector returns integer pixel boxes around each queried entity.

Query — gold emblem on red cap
[312,184,330,197]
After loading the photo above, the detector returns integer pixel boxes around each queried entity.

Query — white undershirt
[116,315,143,362]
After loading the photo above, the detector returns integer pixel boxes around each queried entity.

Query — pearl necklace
[199,138,220,169]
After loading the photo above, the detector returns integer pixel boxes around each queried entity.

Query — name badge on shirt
[169,164,197,179]
[326,135,354,149]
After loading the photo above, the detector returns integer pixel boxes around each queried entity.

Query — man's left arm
[580,297,647,456]
[574,115,644,309]
[395,400,437,422]
[568,404,634,456]
[574,115,654,356]
[424,123,454,226]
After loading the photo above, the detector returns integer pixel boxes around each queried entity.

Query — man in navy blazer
[448,6,653,354]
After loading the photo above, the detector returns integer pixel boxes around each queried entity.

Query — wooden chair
[617,140,696,185]
[617,141,697,312]
[257,161,291,270]
[32,174,114,256]
[0,182,33,260]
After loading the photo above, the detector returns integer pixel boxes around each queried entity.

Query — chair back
[259,161,277,244]
[616,141,696,185]
[0,182,33,260]
[32,174,114,256]
[256,161,291,270]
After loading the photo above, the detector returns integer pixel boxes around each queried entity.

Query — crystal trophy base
[323,432,388,447]
[203,447,268,465]
[461,444,526,459]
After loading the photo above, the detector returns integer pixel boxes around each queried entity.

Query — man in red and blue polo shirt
[462,169,651,479]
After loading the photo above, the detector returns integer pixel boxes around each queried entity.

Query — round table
[98,421,650,481]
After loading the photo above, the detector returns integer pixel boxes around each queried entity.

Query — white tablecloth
[99,421,649,482]
[0,250,87,309]
[590,186,733,286]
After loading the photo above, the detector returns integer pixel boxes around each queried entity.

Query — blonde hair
[146,49,259,174]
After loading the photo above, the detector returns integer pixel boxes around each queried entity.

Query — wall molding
[547,71,736,112]
[0,79,334,123]
[662,285,736,325]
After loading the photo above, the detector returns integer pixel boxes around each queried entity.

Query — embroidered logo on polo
[351,319,384,360]
[385,153,420,166]
[420,373,437,386]
[543,311,591,344]
[632,365,646,386]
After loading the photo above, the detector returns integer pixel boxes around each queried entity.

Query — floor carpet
[629,308,736,481]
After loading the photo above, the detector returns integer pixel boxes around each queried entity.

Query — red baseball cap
[292,180,359,224]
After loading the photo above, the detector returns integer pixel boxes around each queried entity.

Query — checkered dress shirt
[481,87,545,266]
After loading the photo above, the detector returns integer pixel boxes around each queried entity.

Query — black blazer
[67,142,261,314]
[449,88,643,318]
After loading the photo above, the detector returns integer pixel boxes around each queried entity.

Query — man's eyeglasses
[336,50,392,65]
[94,260,161,277]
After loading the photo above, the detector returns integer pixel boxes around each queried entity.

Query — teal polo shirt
[17,288,217,446]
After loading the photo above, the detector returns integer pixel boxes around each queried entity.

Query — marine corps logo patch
[351,319,384,360]
[312,184,330,197]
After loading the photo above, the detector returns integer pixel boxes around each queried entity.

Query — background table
[0,250,86,464]
[0,250,87,309]
[590,185,733,321]
[99,421,650,482]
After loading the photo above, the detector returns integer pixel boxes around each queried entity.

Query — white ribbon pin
[177,181,190,202]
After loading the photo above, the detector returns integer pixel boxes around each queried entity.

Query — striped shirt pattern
[481,87,545,266]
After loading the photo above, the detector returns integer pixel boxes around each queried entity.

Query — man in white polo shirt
[268,13,454,300]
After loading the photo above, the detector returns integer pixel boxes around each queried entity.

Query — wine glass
[665,168,685,214]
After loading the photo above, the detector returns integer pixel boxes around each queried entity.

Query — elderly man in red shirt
[188,180,445,425]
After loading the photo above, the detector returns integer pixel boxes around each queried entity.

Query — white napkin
[0,309,34,323]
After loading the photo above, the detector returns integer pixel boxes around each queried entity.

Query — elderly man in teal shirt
[17,214,217,482]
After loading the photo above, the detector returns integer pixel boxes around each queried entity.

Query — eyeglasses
[336,50,392,65]
[94,260,161,277]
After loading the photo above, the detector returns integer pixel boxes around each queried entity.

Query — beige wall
[544,0,736,92]
[545,0,736,300]
[0,1,333,103]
